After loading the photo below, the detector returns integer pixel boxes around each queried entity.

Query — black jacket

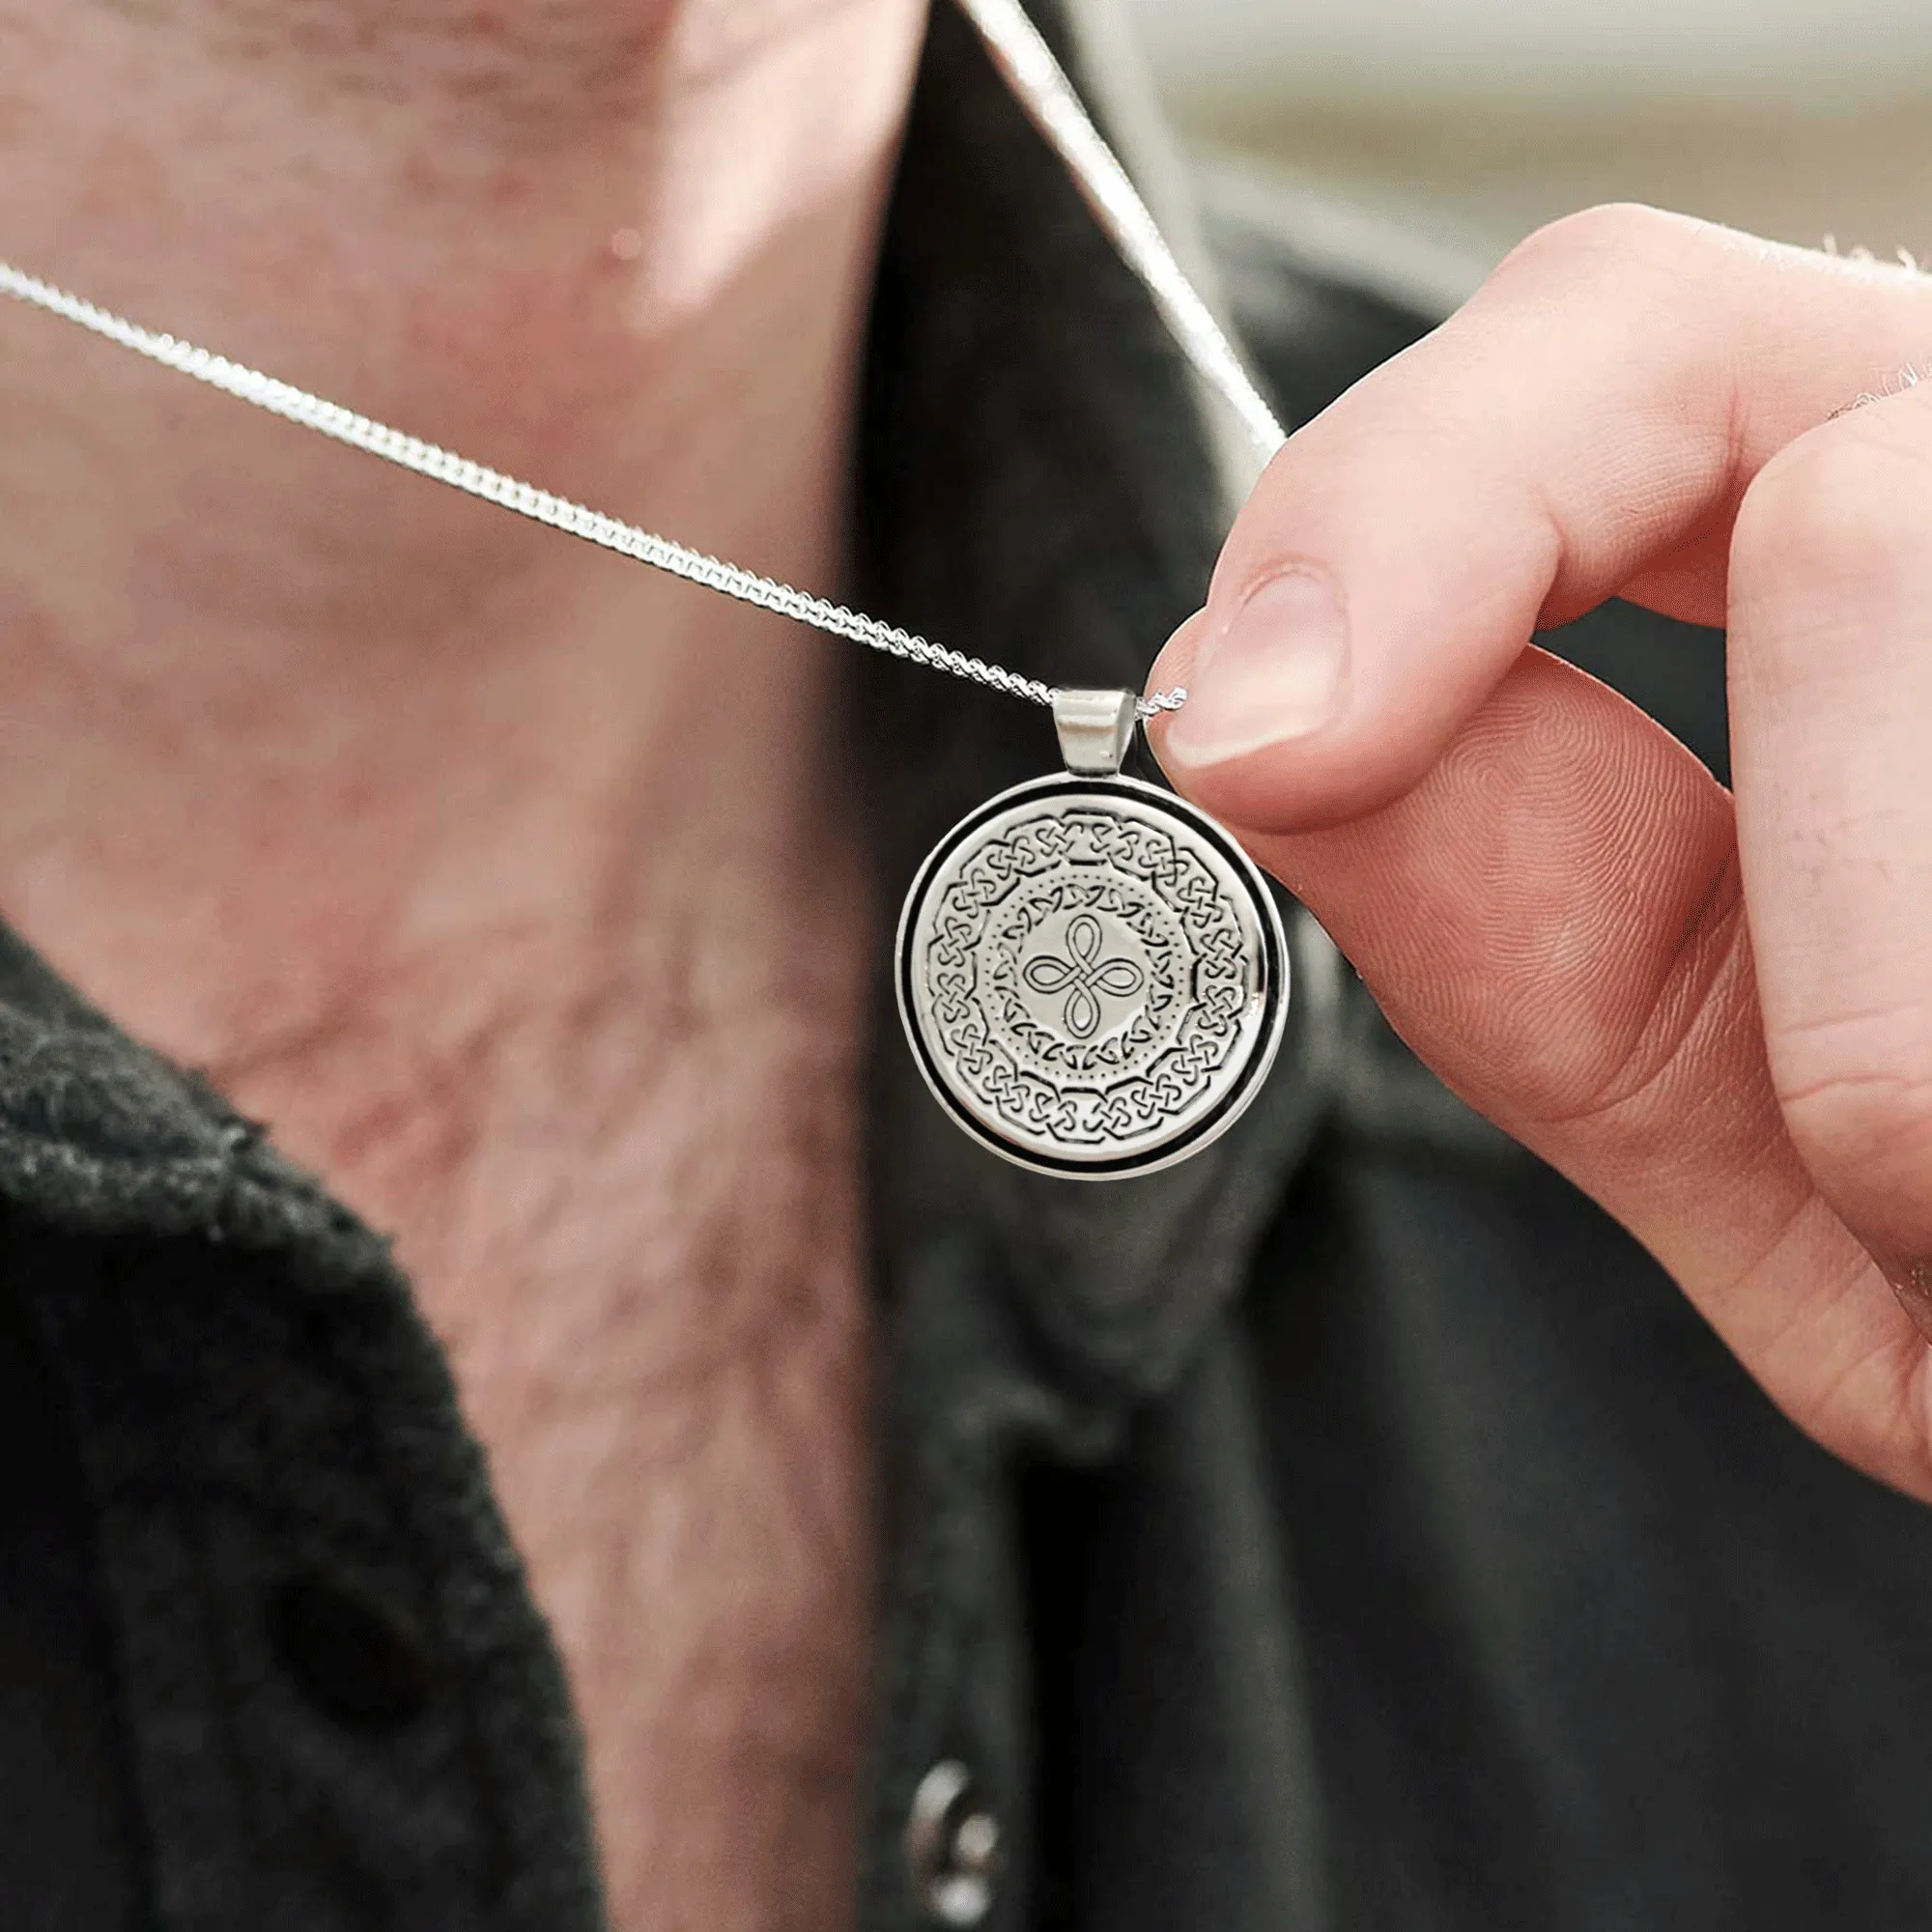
[8,8,1932,1931]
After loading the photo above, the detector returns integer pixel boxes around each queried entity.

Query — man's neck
[0,2,926,1925]
[0,0,926,1026]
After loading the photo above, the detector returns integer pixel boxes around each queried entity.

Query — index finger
[1150,204,1932,833]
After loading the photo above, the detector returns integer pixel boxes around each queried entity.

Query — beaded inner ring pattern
[896,775,1290,1179]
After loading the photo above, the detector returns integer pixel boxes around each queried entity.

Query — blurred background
[1124,0,1932,309]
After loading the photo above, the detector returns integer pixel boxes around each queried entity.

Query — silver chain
[0,0,1284,722]
[0,259,1065,710]
[954,0,1286,464]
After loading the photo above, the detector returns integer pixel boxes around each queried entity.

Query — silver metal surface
[897,773,1289,1179]
[1052,687,1138,776]
[905,1760,1001,1929]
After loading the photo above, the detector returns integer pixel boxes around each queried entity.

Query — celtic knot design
[1020,912,1147,1039]
[907,789,1269,1158]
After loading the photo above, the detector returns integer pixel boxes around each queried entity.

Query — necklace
[0,0,1292,1181]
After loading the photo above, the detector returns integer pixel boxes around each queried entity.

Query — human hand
[1147,205,1932,1500]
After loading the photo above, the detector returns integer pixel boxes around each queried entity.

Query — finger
[1147,206,1932,834]
[1244,646,1932,1496]
[1728,382,1932,1298]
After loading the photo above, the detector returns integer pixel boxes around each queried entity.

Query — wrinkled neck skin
[0,1,927,1924]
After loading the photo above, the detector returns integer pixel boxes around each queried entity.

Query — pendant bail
[1052,689,1138,777]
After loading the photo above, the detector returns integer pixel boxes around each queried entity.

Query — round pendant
[895,772,1290,1179]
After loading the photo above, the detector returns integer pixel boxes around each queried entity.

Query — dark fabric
[0,3,1925,1931]
[0,1251,144,1932]
[0,919,605,1929]
[1240,1137,1932,1931]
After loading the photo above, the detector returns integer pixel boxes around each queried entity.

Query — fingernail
[1164,568,1350,769]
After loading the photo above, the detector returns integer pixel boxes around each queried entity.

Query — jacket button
[905,1759,1002,1926]
[267,1573,438,1733]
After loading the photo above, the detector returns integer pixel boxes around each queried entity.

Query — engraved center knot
[1021,912,1147,1040]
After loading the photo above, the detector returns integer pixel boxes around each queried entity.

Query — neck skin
[0,2,927,1925]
